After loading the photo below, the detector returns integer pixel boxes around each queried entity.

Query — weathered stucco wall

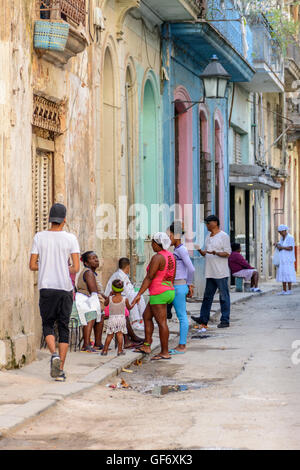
[0,1,36,368]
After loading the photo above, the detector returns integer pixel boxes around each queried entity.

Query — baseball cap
[204,214,220,225]
[49,203,66,224]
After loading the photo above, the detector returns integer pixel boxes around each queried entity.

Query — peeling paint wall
[0,1,36,368]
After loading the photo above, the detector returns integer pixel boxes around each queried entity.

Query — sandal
[117,351,126,356]
[81,346,98,354]
[169,349,185,355]
[101,351,108,356]
[150,354,171,361]
[133,347,150,355]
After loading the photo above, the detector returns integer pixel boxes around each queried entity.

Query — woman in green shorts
[132,232,176,360]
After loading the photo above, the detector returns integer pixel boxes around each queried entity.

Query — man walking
[29,203,80,381]
[193,215,231,331]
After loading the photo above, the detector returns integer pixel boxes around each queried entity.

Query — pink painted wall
[174,86,193,213]
[214,109,225,230]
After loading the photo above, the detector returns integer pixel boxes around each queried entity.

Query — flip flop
[133,347,150,355]
[150,354,171,361]
[168,349,185,355]
[124,342,142,349]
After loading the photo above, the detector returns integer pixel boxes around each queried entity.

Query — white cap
[152,232,171,250]
[278,224,289,232]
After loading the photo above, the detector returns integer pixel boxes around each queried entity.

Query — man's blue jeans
[199,278,230,325]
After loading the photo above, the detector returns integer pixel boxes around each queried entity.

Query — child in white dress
[101,280,133,356]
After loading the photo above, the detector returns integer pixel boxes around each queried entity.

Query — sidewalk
[0,279,284,435]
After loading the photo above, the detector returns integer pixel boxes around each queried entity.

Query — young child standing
[101,280,132,356]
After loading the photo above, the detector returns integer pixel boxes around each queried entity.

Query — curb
[0,286,288,436]
[0,336,166,435]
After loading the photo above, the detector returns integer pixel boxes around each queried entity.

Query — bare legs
[137,303,170,359]
[282,282,292,292]
[251,271,259,288]
[93,317,104,348]
[82,320,95,349]
[102,332,124,355]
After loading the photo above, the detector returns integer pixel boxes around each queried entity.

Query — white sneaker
[286,290,292,295]
[277,291,286,295]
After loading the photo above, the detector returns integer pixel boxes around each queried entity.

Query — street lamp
[200,55,231,99]
[173,55,231,116]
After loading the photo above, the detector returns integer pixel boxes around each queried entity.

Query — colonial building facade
[0,0,299,368]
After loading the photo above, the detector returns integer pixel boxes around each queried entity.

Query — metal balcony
[39,0,86,26]
[141,0,206,22]
[35,0,88,67]
[244,16,284,93]
[285,43,300,92]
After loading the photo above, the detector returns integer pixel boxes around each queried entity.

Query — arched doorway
[174,87,193,238]
[142,79,157,236]
[98,45,118,284]
[199,107,211,219]
[125,64,136,271]
[102,47,116,208]
[214,113,225,229]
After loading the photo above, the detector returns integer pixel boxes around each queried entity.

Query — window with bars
[200,151,212,219]
[275,103,283,150]
[233,130,242,164]
[33,150,54,233]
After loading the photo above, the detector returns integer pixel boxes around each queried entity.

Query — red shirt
[228,251,254,275]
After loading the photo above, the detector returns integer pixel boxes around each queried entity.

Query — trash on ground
[134,359,143,367]
[106,384,117,389]
[121,378,130,388]
[122,368,133,373]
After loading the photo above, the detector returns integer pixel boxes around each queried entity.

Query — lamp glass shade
[203,77,217,99]
[217,77,228,98]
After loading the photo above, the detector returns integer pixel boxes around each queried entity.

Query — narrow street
[0,288,299,450]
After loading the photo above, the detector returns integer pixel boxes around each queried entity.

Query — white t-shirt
[204,231,232,279]
[31,230,80,291]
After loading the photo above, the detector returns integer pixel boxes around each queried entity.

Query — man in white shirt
[29,203,80,382]
[193,215,231,331]
[105,258,145,331]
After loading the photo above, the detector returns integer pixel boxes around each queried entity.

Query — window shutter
[234,131,242,164]
[33,150,53,233]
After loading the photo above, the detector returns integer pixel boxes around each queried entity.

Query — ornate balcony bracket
[35,23,89,68]
[32,94,65,136]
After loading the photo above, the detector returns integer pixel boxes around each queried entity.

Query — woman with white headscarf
[275,225,296,295]
[131,232,176,360]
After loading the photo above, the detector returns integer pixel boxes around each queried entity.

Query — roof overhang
[230,164,281,191]
[170,22,256,83]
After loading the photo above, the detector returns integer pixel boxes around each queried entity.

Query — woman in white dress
[276,225,297,295]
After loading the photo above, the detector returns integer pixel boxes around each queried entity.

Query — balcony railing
[249,15,284,85]
[38,0,86,26]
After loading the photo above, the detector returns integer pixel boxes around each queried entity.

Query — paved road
[1,288,300,450]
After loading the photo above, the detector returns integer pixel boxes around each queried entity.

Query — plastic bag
[272,248,280,267]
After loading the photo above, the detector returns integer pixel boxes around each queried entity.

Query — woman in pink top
[131,233,176,360]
